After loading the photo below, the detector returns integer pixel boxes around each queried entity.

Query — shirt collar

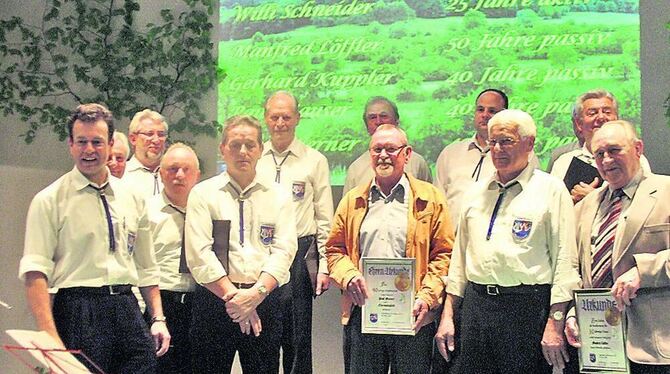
[263,138,305,158]
[370,174,409,203]
[126,156,159,173]
[220,172,269,198]
[486,162,534,191]
[161,190,185,214]
[607,168,643,201]
[468,134,490,153]
[70,166,112,192]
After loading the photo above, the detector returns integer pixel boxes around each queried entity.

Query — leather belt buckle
[486,285,500,296]
[108,285,120,295]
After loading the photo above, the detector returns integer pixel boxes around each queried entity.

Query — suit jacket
[575,172,670,364]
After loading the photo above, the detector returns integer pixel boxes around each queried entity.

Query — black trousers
[190,284,282,373]
[53,289,156,373]
[345,306,435,374]
[156,290,192,374]
[279,236,314,374]
[449,283,552,374]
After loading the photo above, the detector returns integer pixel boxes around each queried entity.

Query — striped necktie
[591,189,625,288]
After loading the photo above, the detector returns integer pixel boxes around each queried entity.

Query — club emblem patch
[292,181,305,201]
[512,219,532,240]
[260,224,275,246]
[369,313,378,323]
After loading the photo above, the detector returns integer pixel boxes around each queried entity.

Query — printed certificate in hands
[574,289,629,373]
[361,257,415,336]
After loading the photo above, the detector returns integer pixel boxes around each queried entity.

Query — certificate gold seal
[394,272,411,292]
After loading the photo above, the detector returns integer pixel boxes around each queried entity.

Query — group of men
[18,87,668,374]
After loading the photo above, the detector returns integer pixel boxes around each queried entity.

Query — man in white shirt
[550,89,650,204]
[185,115,297,373]
[108,131,130,178]
[124,109,169,198]
[256,91,334,374]
[435,109,581,374]
[147,143,200,373]
[342,96,432,194]
[19,103,170,373]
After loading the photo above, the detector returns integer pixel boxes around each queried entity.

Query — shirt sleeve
[133,196,160,287]
[445,204,469,298]
[312,155,334,274]
[549,182,582,305]
[18,193,57,282]
[185,184,227,284]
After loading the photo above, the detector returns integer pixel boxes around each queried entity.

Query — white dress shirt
[446,164,581,305]
[19,167,159,288]
[185,173,298,286]
[256,138,334,273]
[147,192,196,293]
[551,145,651,182]
[123,156,163,199]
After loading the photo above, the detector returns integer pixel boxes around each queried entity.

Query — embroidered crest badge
[259,224,275,246]
[512,219,532,240]
[292,181,305,201]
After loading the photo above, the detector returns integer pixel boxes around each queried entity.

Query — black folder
[212,220,231,272]
[563,157,602,191]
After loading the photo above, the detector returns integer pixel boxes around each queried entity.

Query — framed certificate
[574,289,629,373]
[361,257,415,335]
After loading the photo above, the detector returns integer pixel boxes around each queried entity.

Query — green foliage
[0,0,219,143]
[463,10,486,29]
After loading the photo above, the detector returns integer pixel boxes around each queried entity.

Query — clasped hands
[223,288,263,336]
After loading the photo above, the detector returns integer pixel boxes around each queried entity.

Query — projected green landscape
[218,0,640,184]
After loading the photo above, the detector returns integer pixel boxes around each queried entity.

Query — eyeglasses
[369,145,407,156]
[74,139,107,148]
[487,137,518,148]
[136,131,167,139]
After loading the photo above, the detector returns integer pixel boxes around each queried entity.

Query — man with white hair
[435,109,581,373]
[124,109,169,197]
[108,131,130,178]
[565,120,670,374]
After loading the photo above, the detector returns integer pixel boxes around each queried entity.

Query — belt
[58,285,133,296]
[298,235,315,246]
[160,290,193,304]
[232,282,254,289]
[470,282,551,296]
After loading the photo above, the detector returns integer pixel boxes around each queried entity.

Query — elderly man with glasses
[435,109,582,374]
[326,124,454,374]
[124,109,169,198]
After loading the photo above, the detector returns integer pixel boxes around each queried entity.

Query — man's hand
[315,273,331,296]
[541,319,569,370]
[612,267,641,312]
[435,315,456,362]
[571,177,599,204]
[224,288,263,322]
[239,310,263,337]
[564,316,581,348]
[346,275,369,306]
[150,321,171,357]
[412,299,429,332]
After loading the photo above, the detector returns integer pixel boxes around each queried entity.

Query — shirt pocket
[114,216,138,257]
[256,217,277,250]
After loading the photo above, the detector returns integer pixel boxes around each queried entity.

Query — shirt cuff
[18,255,55,282]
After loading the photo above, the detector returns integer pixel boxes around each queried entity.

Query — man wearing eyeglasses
[342,96,432,195]
[107,131,130,178]
[256,91,334,374]
[327,124,453,373]
[124,109,169,198]
[19,103,170,373]
[435,109,581,374]
[434,89,540,226]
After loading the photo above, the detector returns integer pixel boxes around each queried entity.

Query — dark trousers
[450,283,552,374]
[345,306,435,374]
[279,236,314,374]
[156,290,192,374]
[430,302,461,374]
[53,289,156,373]
[190,284,282,373]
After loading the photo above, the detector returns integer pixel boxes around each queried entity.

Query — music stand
[4,329,105,374]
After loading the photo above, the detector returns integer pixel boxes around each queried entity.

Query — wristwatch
[151,315,167,324]
[257,285,268,296]
[550,310,564,321]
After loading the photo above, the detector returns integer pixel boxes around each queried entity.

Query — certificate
[361,257,415,335]
[574,289,629,373]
